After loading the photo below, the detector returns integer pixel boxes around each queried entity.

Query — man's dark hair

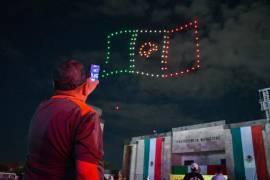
[216,166,222,173]
[53,60,88,91]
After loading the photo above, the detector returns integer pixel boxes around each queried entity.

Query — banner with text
[172,126,225,153]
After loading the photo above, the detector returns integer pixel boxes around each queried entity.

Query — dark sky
[0,0,270,169]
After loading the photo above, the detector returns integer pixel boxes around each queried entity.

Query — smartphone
[90,64,100,81]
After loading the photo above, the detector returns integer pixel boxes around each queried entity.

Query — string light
[101,19,201,79]
[161,34,170,72]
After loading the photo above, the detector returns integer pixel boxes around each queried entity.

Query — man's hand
[85,79,99,96]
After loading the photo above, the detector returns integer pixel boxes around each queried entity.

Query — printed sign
[172,126,225,153]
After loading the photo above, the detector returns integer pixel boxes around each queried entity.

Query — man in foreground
[24,60,104,180]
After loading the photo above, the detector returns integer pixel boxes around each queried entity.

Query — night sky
[1,0,270,169]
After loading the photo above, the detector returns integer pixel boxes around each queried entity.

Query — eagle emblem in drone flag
[101,20,201,79]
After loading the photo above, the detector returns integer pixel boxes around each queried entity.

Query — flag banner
[148,138,156,179]
[231,128,246,179]
[171,166,188,174]
[143,139,150,179]
[172,165,227,175]
[252,125,269,179]
[154,137,163,180]
[102,20,201,79]
[231,125,269,180]
[136,138,164,180]
[207,165,227,175]
[240,126,257,180]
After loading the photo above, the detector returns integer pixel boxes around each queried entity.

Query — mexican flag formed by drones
[101,20,201,79]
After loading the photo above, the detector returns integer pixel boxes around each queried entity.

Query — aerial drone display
[101,20,201,79]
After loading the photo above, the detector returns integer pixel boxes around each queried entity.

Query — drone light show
[101,20,201,79]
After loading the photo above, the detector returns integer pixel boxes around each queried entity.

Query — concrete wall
[161,136,171,180]
[134,140,144,180]
[171,152,226,166]
[122,145,131,178]
[129,144,137,180]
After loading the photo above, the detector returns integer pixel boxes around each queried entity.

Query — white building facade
[122,120,270,180]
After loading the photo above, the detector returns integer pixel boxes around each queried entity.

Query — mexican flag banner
[130,137,163,180]
[231,125,269,179]
[143,137,163,180]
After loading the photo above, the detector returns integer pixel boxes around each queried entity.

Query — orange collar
[51,95,95,116]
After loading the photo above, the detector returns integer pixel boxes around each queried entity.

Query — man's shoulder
[50,96,97,116]
[184,172,194,178]
[184,172,204,179]
[196,173,204,179]
[66,98,96,117]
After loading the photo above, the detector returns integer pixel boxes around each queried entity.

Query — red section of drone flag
[161,20,201,78]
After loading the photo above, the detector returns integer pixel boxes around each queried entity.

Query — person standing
[24,60,104,180]
[211,167,226,180]
[183,163,204,180]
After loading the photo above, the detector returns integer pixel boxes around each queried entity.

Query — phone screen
[90,64,100,81]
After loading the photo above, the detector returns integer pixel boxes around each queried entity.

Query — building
[259,87,270,121]
[122,119,270,180]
